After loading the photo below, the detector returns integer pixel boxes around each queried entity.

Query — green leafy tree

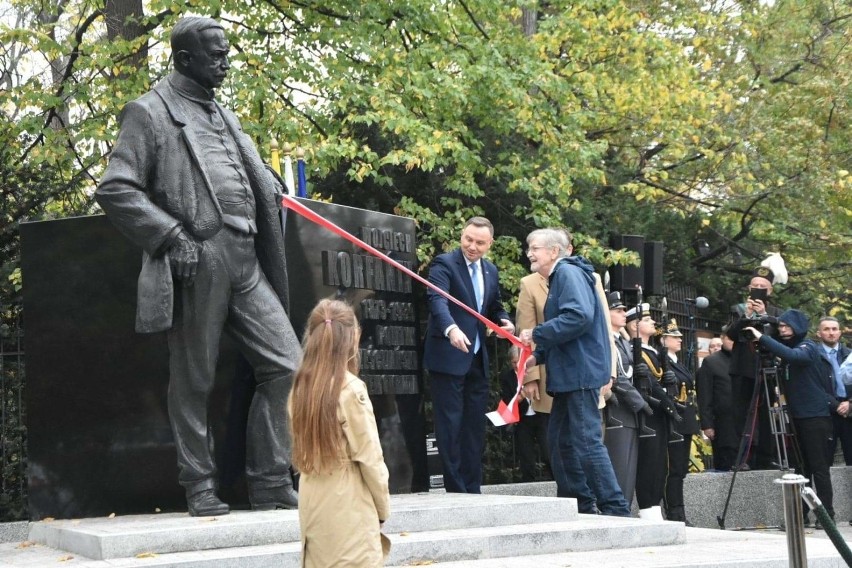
[3,0,848,318]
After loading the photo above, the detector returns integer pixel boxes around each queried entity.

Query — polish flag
[486,397,520,426]
[486,356,526,426]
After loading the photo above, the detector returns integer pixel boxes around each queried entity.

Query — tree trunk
[104,0,147,75]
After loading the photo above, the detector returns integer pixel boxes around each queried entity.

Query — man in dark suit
[96,17,301,516]
[816,316,852,465]
[697,329,737,471]
[423,217,514,493]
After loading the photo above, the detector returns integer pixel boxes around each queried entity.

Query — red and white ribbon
[281,195,529,425]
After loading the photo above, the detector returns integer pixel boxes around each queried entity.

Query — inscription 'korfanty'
[322,251,413,293]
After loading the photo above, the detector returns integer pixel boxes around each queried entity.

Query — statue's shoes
[187,489,230,517]
[250,485,299,510]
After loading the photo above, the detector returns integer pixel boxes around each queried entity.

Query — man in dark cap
[626,303,681,520]
[661,319,699,524]
[603,291,653,506]
[96,17,301,516]
[727,263,784,469]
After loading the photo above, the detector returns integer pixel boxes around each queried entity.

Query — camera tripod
[717,359,802,530]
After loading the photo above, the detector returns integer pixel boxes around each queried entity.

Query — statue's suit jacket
[96,74,289,333]
[423,248,509,377]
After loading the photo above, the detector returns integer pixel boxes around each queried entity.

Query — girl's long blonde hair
[289,299,361,475]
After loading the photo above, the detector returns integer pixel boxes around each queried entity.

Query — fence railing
[0,308,26,521]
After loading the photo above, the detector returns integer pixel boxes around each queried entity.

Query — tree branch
[457,0,489,41]
[21,8,103,162]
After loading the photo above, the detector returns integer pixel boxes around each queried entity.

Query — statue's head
[171,17,229,90]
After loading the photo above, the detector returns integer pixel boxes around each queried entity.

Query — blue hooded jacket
[532,256,611,394]
[756,309,841,418]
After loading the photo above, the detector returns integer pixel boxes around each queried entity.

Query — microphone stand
[684,299,696,374]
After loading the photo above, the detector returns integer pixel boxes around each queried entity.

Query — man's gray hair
[171,17,223,53]
[527,228,573,258]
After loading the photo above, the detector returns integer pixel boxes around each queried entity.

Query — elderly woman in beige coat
[289,299,391,567]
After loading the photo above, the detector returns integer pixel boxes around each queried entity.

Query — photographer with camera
[745,310,850,529]
[727,258,786,470]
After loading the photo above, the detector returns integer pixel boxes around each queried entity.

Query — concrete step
[386,515,683,566]
[386,527,849,568]
[26,493,578,561]
[4,492,846,568]
[5,513,682,567]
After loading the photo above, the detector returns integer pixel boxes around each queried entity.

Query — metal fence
[0,309,26,521]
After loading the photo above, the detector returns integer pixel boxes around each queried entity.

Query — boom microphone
[685,297,710,309]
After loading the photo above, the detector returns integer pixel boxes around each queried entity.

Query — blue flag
[297,157,307,198]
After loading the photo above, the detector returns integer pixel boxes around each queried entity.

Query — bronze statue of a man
[96,16,301,516]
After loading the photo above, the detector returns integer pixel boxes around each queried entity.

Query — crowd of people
[426,218,851,531]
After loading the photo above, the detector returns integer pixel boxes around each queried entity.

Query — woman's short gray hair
[527,228,573,257]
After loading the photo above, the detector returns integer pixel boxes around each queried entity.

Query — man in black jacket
[697,330,737,471]
[603,292,652,505]
[727,265,783,469]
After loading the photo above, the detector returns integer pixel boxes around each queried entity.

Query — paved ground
[790,516,852,544]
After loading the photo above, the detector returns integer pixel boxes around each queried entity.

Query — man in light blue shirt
[816,316,851,467]
[840,351,852,387]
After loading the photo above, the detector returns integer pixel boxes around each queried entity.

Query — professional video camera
[740,315,779,342]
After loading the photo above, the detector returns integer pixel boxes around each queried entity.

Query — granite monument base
[20,200,427,520]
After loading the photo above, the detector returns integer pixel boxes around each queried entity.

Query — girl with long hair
[289,299,390,567]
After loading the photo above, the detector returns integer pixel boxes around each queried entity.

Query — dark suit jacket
[696,349,734,430]
[423,248,509,376]
[608,333,647,429]
[96,73,289,332]
[669,357,700,435]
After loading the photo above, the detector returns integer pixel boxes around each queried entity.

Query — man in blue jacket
[746,310,850,527]
[520,228,630,517]
[423,217,514,493]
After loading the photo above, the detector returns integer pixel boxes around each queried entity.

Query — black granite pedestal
[20,200,427,520]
